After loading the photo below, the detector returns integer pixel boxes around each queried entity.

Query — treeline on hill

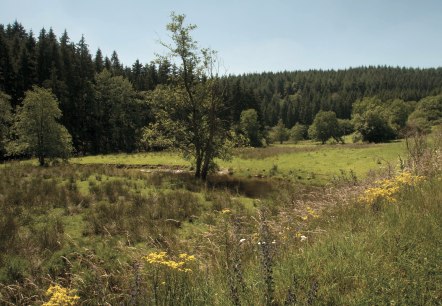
[1,21,442,157]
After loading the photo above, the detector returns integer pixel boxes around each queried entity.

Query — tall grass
[0,131,440,305]
[275,178,442,304]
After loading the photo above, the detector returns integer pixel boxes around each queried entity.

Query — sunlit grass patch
[71,151,186,167]
[221,141,406,184]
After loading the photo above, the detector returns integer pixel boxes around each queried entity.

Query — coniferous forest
[2,21,442,155]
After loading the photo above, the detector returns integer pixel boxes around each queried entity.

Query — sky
[1,0,441,74]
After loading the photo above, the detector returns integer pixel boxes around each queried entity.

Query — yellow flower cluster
[359,172,424,205]
[221,208,232,214]
[394,172,425,185]
[43,284,79,306]
[301,206,319,220]
[143,251,196,272]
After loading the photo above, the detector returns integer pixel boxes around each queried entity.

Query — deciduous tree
[407,95,442,133]
[271,118,289,144]
[94,69,147,153]
[145,13,230,179]
[351,97,395,143]
[290,122,307,143]
[308,111,342,144]
[240,108,261,147]
[8,86,72,165]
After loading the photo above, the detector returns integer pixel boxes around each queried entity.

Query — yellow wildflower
[221,208,231,214]
[359,171,425,205]
[143,251,196,272]
[43,284,79,306]
[307,206,319,218]
[179,253,196,261]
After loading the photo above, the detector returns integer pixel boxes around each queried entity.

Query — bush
[289,123,308,143]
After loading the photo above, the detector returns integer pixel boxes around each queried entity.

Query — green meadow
[70,140,406,185]
[1,138,440,305]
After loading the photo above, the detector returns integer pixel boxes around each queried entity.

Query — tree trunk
[201,167,208,180]
[195,155,202,178]
[201,156,210,180]
[38,155,45,166]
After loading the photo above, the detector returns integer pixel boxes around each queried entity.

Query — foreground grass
[276,178,442,304]
[0,158,440,305]
[2,131,440,304]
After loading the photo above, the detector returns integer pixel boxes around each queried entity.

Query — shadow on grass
[150,172,275,198]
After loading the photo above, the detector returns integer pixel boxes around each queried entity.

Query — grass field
[72,151,187,167]
[70,141,406,185]
[1,136,440,305]
[223,141,405,184]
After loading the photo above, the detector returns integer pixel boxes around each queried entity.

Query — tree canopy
[290,123,308,143]
[240,108,261,147]
[1,20,442,153]
[308,111,342,144]
[270,119,289,144]
[8,86,72,165]
[145,13,230,179]
[351,97,396,143]
[93,69,148,153]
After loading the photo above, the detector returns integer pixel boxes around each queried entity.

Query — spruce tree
[94,48,104,73]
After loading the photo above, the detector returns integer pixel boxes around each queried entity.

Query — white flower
[239,238,246,244]
[300,235,307,242]
[271,240,276,244]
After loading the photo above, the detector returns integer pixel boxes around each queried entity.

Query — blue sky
[1,0,441,74]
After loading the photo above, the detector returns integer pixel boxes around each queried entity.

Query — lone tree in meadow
[308,110,343,144]
[144,13,230,180]
[8,86,73,166]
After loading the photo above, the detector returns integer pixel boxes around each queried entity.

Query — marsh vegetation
[0,131,441,305]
